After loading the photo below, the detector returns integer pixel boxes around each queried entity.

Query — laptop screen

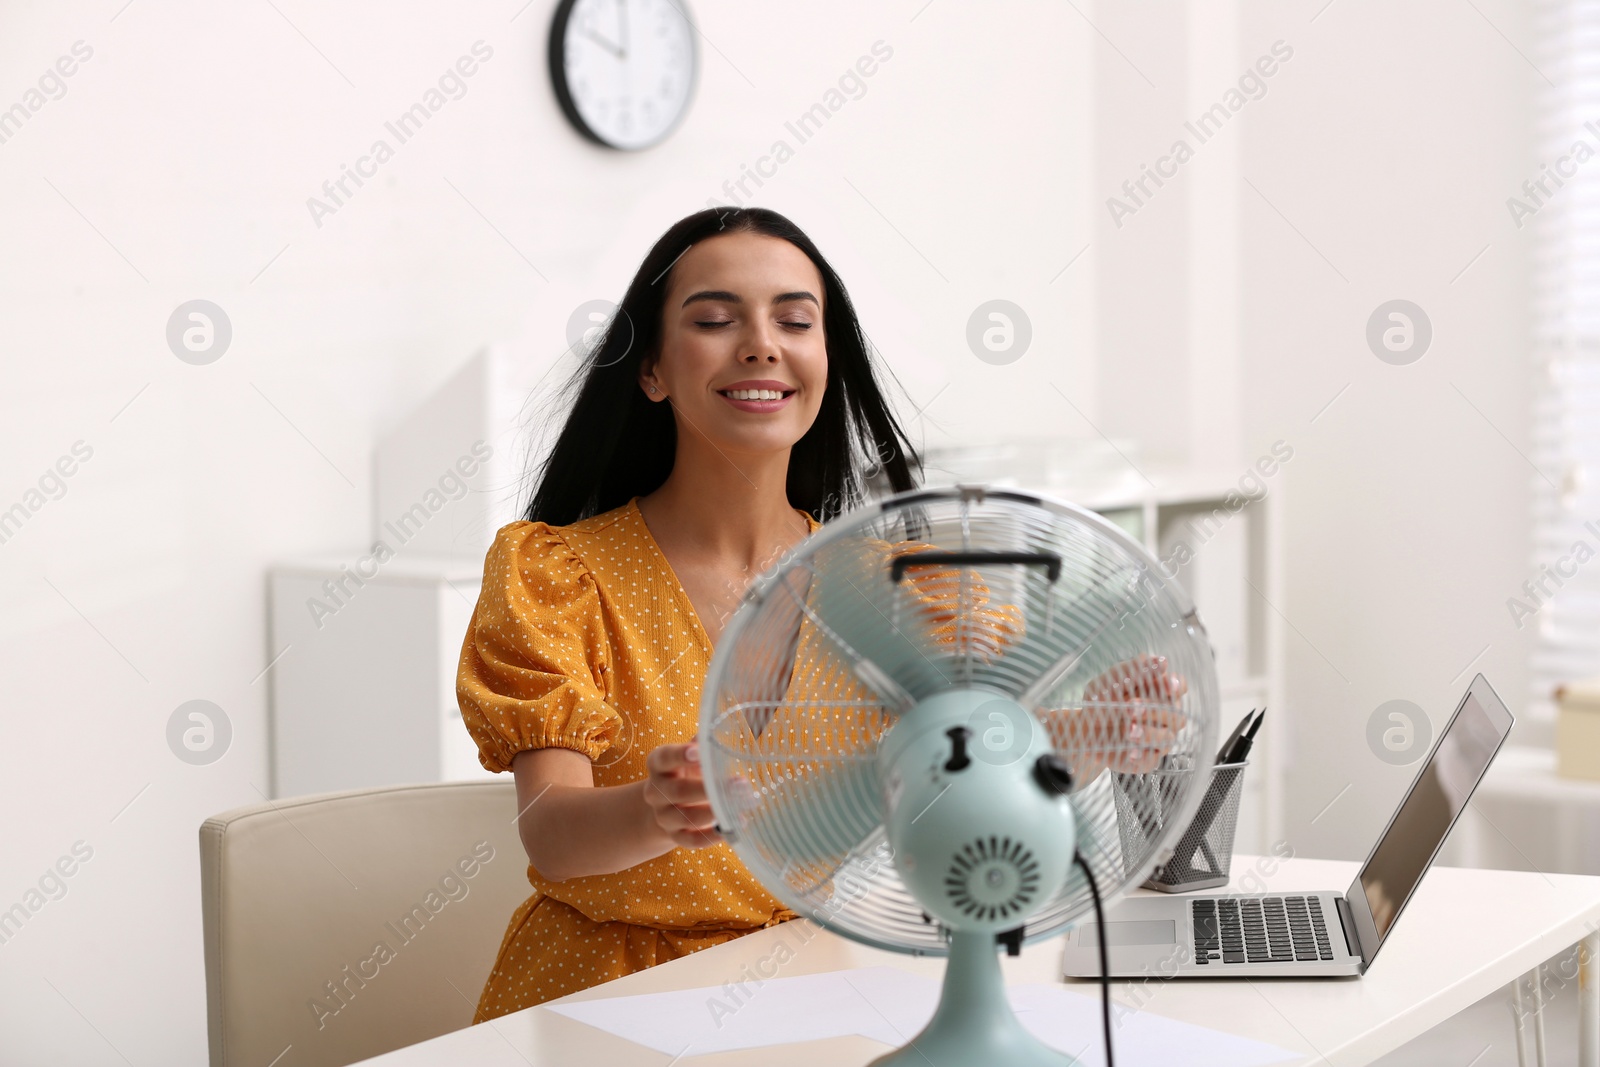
[1354,676,1512,948]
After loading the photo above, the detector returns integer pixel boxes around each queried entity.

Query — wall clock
[549,0,698,150]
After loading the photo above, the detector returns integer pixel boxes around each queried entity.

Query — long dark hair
[523,207,922,526]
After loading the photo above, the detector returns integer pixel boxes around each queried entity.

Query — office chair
[199,780,527,1067]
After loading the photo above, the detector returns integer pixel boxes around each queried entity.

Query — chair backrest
[200,780,527,1067]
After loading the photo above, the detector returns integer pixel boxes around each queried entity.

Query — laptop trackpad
[1073,918,1184,972]
[1082,919,1177,947]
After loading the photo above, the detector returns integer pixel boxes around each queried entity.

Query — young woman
[456,206,1182,1021]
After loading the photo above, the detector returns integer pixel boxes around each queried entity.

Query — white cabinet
[1450,746,1600,875]
[267,554,495,798]
[264,346,531,799]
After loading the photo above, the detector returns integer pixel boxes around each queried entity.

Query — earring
[649,386,657,394]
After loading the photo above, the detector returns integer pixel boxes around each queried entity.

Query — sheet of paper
[1008,983,1299,1067]
[543,966,934,1056]
[544,966,1301,1065]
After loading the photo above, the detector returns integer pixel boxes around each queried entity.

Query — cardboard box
[1556,678,1600,781]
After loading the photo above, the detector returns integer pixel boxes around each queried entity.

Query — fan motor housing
[880,688,1076,934]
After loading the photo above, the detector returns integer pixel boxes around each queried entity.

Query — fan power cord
[1073,849,1114,1067]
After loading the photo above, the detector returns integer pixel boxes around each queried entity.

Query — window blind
[1528,1,1600,724]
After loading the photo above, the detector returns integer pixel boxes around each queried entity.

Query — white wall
[0,0,1538,1061]
[1239,0,1534,858]
[0,1,1094,1062]
[1087,0,1534,860]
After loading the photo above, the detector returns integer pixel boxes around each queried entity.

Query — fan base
[866,929,1081,1067]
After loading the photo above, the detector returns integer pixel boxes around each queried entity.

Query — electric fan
[700,485,1220,1066]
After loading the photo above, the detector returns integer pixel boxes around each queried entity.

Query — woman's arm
[510,741,722,882]
[513,652,1187,878]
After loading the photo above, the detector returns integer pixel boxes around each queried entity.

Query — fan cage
[701,486,1219,956]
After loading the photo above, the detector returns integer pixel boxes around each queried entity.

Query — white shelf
[272,552,485,584]
[1478,745,1600,804]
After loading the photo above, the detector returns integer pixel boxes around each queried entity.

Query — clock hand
[582,28,624,59]
[617,0,630,60]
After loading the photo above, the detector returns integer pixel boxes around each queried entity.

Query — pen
[1216,708,1256,764]
[1222,708,1265,764]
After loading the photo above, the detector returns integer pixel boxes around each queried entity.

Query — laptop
[1061,673,1514,978]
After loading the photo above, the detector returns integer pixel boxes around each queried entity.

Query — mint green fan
[700,485,1220,1066]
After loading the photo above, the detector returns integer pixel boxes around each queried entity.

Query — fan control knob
[943,726,973,772]
[1031,753,1073,797]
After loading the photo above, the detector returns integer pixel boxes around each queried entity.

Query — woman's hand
[643,739,723,850]
[1076,654,1188,776]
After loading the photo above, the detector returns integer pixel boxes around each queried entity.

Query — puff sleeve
[456,522,624,773]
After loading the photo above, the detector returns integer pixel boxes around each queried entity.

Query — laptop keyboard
[1190,896,1335,965]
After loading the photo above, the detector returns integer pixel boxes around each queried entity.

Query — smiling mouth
[717,388,796,400]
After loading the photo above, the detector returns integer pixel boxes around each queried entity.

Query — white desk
[354,857,1600,1067]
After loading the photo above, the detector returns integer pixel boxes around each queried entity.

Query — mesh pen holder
[1113,761,1248,893]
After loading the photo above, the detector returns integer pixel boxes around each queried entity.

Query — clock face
[550,0,698,150]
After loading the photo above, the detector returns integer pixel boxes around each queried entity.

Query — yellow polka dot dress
[457,495,818,1021]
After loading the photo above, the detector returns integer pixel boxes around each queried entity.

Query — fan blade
[808,537,1029,701]
[740,757,883,873]
[712,697,888,877]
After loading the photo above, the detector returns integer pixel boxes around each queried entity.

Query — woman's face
[642,231,828,459]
